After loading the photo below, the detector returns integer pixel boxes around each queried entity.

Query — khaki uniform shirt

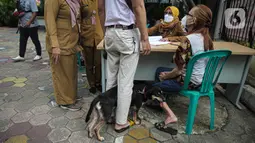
[80,0,103,47]
[44,0,80,55]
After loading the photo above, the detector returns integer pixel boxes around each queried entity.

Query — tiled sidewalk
[1,27,255,143]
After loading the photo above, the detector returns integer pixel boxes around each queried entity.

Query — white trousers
[105,27,140,125]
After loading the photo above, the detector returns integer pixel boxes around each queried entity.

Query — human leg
[83,47,97,93]
[155,67,172,82]
[114,28,140,130]
[29,27,42,56]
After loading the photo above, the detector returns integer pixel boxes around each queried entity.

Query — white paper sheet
[149,36,170,46]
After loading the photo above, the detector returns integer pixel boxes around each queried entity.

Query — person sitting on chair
[148,6,185,38]
[147,4,214,134]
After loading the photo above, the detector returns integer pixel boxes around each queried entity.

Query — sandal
[115,125,130,133]
[155,121,178,135]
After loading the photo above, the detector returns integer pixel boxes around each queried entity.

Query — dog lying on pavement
[85,83,166,141]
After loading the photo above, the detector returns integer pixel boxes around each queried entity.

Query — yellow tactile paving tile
[2,77,17,82]
[4,135,28,143]
[13,83,26,88]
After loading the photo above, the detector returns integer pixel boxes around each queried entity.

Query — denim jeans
[152,67,182,93]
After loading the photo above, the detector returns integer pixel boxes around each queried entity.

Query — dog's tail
[85,96,100,122]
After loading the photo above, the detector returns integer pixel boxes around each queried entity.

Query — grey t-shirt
[19,0,39,28]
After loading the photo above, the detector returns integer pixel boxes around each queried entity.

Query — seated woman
[148,6,185,38]
[150,4,214,133]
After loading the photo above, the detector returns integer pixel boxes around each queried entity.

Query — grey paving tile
[66,119,86,132]
[3,93,22,102]
[65,110,84,120]
[48,128,71,142]
[31,105,51,115]
[19,95,37,104]
[0,108,17,120]
[34,91,50,98]
[48,108,67,118]
[5,122,32,137]
[21,90,38,97]
[0,101,18,109]
[27,125,52,139]
[0,119,14,132]
[15,103,35,112]
[11,112,34,123]
[29,114,52,126]
[68,131,91,143]
[33,97,51,106]
[48,116,69,129]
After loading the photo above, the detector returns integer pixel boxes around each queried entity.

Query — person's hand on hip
[52,47,61,64]
[141,40,151,55]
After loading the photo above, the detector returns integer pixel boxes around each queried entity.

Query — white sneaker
[12,56,25,62]
[33,55,42,61]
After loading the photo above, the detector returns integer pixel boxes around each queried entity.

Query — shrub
[0,0,18,27]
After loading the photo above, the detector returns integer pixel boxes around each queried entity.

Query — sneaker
[33,55,42,61]
[12,56,25,62]
[59,104,81,111]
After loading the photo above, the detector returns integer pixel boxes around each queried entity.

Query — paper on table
[149,36,170,46]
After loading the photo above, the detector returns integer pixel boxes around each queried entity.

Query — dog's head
[145,86,166,102]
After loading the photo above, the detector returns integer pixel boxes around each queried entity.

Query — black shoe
[89,87,97,94]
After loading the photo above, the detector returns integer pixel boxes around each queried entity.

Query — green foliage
[37,0,44,16]
[0,0,18,27]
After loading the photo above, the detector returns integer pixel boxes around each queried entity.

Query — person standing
[13,0,42,62]
[44,0,82,111]
[80,0,103,94]
[98,0,151,132]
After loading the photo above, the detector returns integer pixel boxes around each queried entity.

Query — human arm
[44,0,60,64]
[159,67,182,81]
[148,23,161,36]
[98,0,105,34]
[25,0,38,27]
[131,0,151,55]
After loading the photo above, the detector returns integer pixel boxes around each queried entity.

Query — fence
[220,0,255,48]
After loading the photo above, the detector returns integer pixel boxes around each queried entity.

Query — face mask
[164,14,173,23]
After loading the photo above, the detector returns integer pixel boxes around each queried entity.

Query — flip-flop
[155,121,178,135]
[115,125,130,133]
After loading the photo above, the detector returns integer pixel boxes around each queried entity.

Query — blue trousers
[152,67,182,93]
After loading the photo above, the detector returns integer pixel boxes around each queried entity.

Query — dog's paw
[98,137,105,141]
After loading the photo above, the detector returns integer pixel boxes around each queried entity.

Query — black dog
[85,83,165,141]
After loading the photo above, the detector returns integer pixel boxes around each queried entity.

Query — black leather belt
[106,24,136,30]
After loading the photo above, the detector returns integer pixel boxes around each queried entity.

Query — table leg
[101,51,106,93]
[225,55,252,109]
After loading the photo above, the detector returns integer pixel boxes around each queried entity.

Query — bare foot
[115,122,129,130]
[165,116,178,125]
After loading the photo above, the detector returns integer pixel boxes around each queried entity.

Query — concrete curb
[241,84,255,113]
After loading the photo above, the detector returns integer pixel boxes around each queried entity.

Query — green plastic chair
[179,50,232,135]
[77,52,85,72]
